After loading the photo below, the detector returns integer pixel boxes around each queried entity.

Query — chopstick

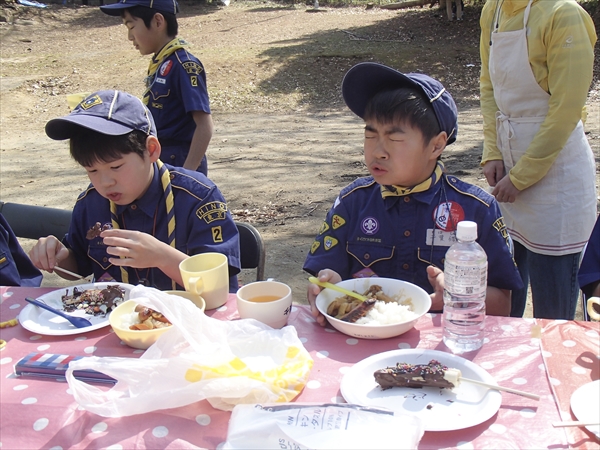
[461,376,540,400]
[552,421,600,428]
[53,266,92,282]
[308,276,368,302]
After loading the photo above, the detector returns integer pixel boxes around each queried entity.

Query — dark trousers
[511,241,582,320]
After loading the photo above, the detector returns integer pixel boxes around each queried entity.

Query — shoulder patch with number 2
[212,226,223,243]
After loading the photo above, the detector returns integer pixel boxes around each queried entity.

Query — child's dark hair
[364,88,441,144]
[122,6,178,37]
[70,128,148,167]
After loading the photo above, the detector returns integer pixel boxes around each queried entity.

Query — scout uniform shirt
[144,41,210,170]
[303,171,523,295]
[0,213,42,287]
[65,163,240,291]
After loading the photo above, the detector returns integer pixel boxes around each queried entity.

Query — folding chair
[235,222,266,282]
[0,201,72,240]
[0,202,267,282]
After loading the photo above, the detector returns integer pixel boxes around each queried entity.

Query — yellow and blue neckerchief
[380,161,445,198]
[143,38,189,105]
[110,159,176,289]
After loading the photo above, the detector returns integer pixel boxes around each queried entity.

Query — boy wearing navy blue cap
[29,90,240,292]
[304,63,523,321]
[100,0,213,176]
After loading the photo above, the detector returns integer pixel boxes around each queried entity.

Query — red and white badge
[433,201,464,232]
[160,60,173,77]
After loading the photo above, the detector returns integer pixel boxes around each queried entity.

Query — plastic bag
[65,286,313,417]
[223,403,424,450]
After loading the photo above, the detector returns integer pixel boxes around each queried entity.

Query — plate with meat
[19,282,133,336]
[340,349,502,431]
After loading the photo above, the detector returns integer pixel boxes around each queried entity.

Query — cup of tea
[587,296,600,321]
[236,281,293,329]
[179,253,229,310]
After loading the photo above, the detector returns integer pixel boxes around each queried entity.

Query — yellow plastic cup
[587,296,600,321]
[179,253,229,310]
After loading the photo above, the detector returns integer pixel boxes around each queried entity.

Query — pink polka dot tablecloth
[1,286,598,449]
[538,318,600,449]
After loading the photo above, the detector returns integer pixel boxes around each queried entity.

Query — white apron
[488,0,596,256]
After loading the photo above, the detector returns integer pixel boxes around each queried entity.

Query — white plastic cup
[236,281,293,329]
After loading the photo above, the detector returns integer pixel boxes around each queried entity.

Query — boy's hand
[307,269,342,326]
[101,229,164,269]
[29,236,71,273]
[101,229,187,285]
[426,265,444,312]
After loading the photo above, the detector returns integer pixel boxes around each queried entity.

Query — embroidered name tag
[197,202,227,224]
[182,61,203,75]
[426,229,457,247]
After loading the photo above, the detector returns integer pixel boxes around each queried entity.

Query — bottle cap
[456,221,477,241]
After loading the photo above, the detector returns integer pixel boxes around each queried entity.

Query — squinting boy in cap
[100,0,213,175]
[304,62,523,320]
[29,90,241,292]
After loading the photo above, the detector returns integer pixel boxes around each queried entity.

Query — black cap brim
[99,3,131,15]
[342,62,422,119]
[46,115,135,140]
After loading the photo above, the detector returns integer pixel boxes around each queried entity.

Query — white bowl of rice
[315,278,431,339]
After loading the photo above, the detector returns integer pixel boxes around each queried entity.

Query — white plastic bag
[65,286,313,417]
[223,403,425,450]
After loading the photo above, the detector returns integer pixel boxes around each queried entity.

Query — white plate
[571,379,600,439]
[340,349,502,432]
[19,282,133,336]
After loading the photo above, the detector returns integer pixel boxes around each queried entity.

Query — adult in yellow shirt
[479,0,597,319]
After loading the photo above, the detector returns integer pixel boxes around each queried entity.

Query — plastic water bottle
[442,221,487,353]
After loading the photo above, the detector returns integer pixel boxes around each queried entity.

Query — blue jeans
[511,241,582,319]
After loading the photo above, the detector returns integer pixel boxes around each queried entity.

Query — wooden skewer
[552,421,600,428]
[53,266,92,282]
[461,376,541,400]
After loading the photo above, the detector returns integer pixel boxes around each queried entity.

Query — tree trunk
[380,0,429,10]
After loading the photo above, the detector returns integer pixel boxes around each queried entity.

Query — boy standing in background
[101,0,213,175]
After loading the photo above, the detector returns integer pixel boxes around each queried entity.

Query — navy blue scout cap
[100,0,179,16]
[342,62,458,145]
[45,90,156,140]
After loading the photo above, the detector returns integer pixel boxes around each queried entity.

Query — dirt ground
[1,0,598,318]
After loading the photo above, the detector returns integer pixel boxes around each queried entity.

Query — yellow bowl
[109,292,205,349]
[109,300,173,350]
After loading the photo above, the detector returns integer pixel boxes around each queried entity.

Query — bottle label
[444,261,488,296]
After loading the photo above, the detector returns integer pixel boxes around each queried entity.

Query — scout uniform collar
[380,161,445,198]
[109,160,176,289]
[144,38,189,104]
